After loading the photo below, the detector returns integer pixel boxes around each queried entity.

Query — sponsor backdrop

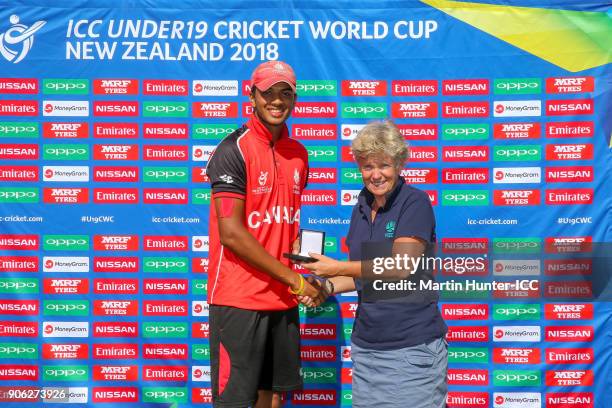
[0,0,610,406]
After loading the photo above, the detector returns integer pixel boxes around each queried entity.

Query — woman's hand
[302,253,341,278]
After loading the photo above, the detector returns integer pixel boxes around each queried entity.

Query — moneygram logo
[42,322,89,338]
[192,145,216,162]
[493,167,541,184]
[493,392,541,408]
[442,124,488,140]
[43,256,89,273]
[143,102,188,118]
[342,103,386,118]
[340,190,360,206]
[0,15,46,63]
[494,78,541,95]
[43,79,89,95]
[493,100,541,117]
[341,124,365,140]
[43,100,89,117]
[297,80,337,96]
[43,166,89,182]
[192,124,237,140]
[192,80,238,96]
[493,326,541,342]
[494,146,541,161]
[442,190,489,206]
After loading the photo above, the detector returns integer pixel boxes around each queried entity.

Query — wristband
[324,279,334,295]
[289,274,305,295]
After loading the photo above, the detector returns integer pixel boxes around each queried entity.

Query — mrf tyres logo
[0,15,46,63]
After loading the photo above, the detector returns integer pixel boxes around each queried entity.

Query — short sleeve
[206,131,247,197]
[395,189,436,243]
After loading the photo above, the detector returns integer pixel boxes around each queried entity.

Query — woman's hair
[351,120,409,168]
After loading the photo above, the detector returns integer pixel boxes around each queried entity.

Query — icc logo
[0,15,46,63]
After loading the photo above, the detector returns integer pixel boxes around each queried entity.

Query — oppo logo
[308,150,335,158]
[46,147,87,156]
[344,106,384,114]
[496,82,538,91]
[194,192,210,200]
[45,82,86,91]
[145,391,186,399]
[495,242,538,250]
[0,281,36,289]
[45,238,87,247]
[445,193,486,202]
[302,370,335,379]
[0,125,36,133]
[445,128,486,136]
[0,191,36,199]
[46,368,86,376]
[144,326,186,334]
[194,282,207,290]
[449,351,486,359]
[46,303,87,312]
[145,170,186,178]
[498,149,539,157]
[195,127,232,136]
[496,373,539,382]
[145,260,186,269]
[0,345,36,354]
[194,347,209,356]
[498,307,538,316]
[297,84,334,92]
[145,105,186,113]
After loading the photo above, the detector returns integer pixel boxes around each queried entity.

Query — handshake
[293,275,333,308]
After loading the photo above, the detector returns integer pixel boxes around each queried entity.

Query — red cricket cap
[250,60,296,93]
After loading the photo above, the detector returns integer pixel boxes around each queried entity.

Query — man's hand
[296,276,328,307]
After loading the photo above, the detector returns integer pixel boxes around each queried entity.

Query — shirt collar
[246,114,289,143]
[358,176,405,213]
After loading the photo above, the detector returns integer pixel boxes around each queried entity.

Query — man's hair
[351,120,409,168]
